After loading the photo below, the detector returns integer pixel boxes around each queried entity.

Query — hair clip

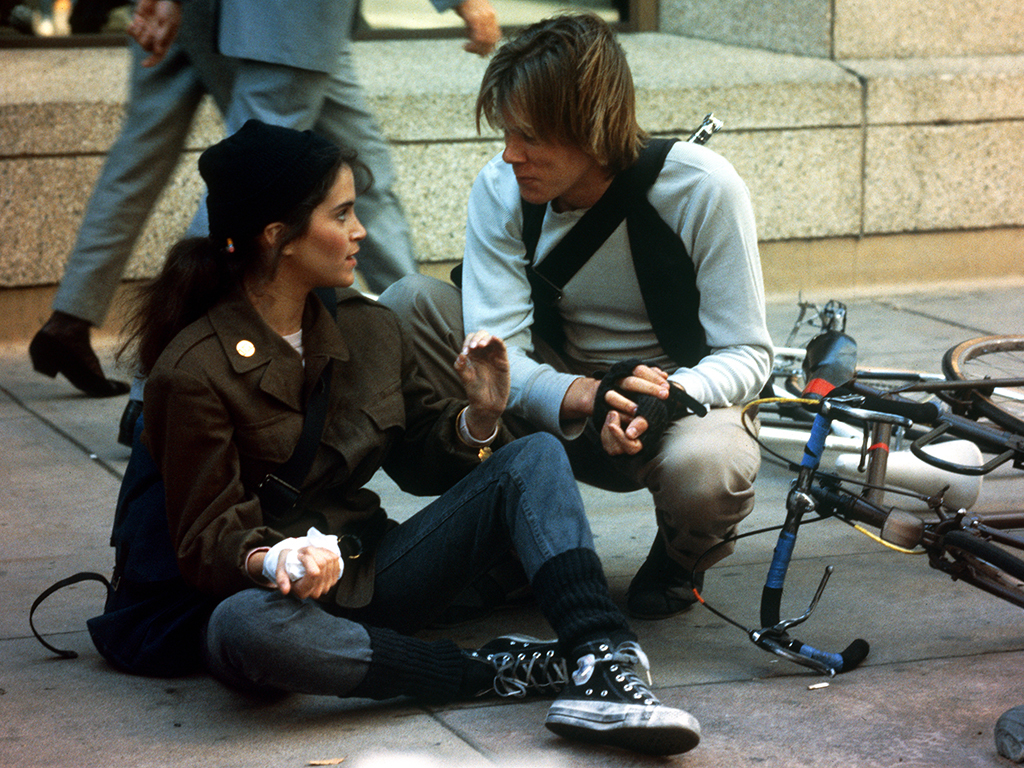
[226,238,235,253]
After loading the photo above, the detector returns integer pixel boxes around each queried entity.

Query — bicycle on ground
[698,320,1024,677]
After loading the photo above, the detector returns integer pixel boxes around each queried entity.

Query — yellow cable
[852,523,925,555]
[742,396,819,418]
[752,394,928,556]
[742,396,820,435]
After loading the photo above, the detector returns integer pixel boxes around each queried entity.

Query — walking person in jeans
[119,119,701,755]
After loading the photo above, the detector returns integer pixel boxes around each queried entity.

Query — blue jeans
[204,433,597,695]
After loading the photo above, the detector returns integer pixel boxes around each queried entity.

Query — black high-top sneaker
[463,635,568,698]
[545,640,701,755]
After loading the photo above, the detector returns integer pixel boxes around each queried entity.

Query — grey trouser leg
[378,273,761,572]
[203,589,373,696]
[378,274,466,397]
[53,0,233,326]
[312,45,417,293]
[220,37,417,294]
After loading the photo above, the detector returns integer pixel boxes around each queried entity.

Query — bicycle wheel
[940,529,1024,609]
[942,335,1024,434]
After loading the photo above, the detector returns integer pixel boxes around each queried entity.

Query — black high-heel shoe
[29,312,130,398]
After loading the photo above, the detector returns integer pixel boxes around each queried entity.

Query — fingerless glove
[592,359,707,461]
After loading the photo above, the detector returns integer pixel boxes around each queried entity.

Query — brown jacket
[143,289,505,608]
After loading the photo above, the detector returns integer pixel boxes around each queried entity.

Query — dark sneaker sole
[626,584,701,620]
[625,598,698,620]
[545,705,701,755]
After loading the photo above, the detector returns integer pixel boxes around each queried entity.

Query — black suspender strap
[257,288,338,523]
[524,138,680,356]
[524,138,677,302]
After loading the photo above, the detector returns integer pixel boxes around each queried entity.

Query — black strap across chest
[256,286,338,526]
[523,138,708,368]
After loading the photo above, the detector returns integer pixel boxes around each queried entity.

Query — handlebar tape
[802,377,837,399]
[760,531,796,627]
[766,531,796,590]
[795,638,870,674]
[801,414,833,469]
[840,638,871,671]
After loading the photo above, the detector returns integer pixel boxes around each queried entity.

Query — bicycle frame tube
[761,410,833,629]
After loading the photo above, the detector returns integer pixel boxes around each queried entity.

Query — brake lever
[749,566,840,676]
[773,565,834,634]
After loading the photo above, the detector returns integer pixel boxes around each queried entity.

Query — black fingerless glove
[592,359,707,461]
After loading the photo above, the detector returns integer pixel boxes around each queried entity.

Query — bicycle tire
[941,529,1024,609]
[942,335,1024,435]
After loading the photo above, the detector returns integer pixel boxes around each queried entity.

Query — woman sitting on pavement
[119,119,701,755]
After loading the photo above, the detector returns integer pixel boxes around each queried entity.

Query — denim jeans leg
[203,589,373,696]
[355,432,594,633]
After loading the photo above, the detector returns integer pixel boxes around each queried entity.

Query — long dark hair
[120,151,361,374]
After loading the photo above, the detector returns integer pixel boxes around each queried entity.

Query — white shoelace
[491,649,569,698]
[572,641,655,697]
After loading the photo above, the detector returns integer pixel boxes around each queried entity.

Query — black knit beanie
[198,119,341,246]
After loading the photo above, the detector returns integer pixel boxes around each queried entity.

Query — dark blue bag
[31,416,217,677]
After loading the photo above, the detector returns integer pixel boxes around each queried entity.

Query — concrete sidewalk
[2,285,1023,768]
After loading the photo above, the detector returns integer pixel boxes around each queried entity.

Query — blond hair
[476,13,647,175]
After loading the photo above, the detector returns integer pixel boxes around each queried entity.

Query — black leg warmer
[348,626,468,702]
[531,547,635,654]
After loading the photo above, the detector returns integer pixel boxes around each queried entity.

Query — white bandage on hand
[261,527,343,584]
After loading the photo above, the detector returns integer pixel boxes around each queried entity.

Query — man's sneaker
[627,535,705,619]
[464,635,568,698]
[544,640,701,755]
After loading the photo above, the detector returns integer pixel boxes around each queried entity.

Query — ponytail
[119,237,239,375]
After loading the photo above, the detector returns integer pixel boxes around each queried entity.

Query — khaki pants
[379,274,760,573]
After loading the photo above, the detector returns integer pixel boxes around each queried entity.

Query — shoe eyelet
[600,691,608,697]
[585,689,593,696]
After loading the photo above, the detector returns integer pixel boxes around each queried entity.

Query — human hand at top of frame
[127,0,182,67]
[454,0,501,56]
[454,330,509,440]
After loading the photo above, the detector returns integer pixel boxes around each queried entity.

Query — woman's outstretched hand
[454,330,509,441]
